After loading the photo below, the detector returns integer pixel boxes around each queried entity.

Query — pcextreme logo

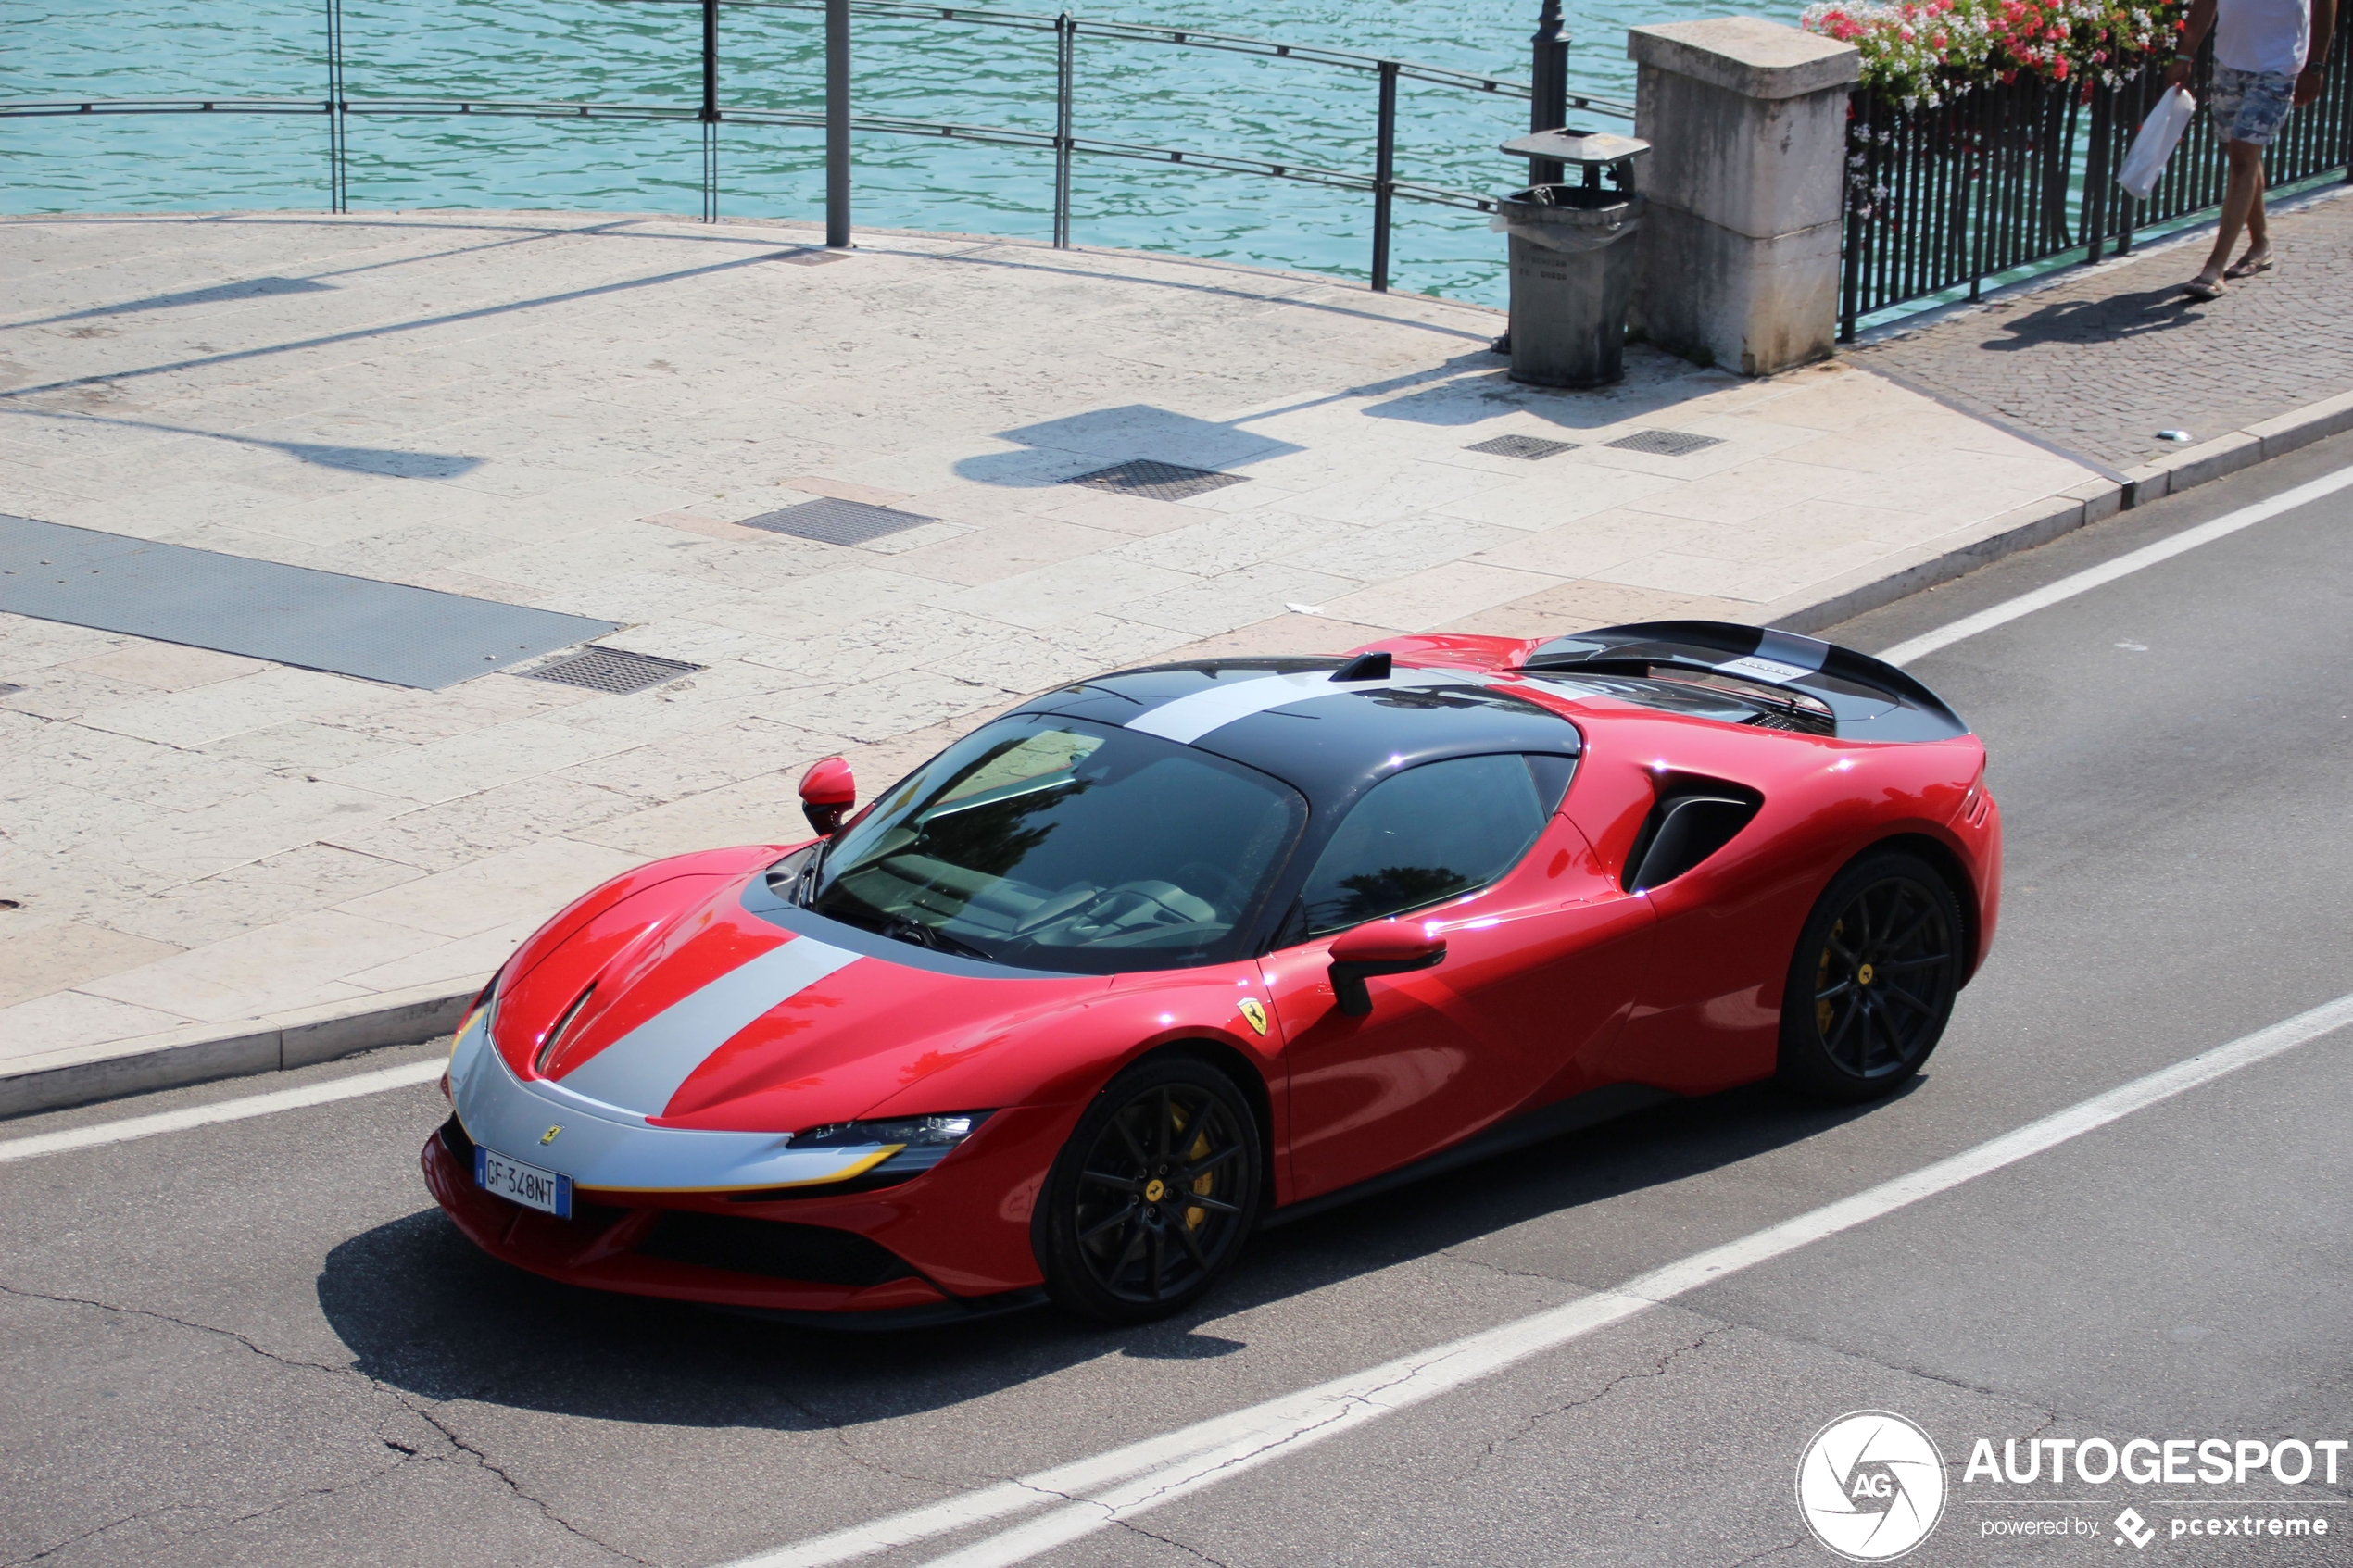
[1796,1411,1949,1562]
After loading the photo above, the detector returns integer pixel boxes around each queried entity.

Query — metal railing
[1839,30,2353,337]
[0,0,1633,295]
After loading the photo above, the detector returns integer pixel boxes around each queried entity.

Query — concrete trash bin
[1496,182,1646,389]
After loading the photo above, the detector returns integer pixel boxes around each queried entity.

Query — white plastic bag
[2118,86,2196,201]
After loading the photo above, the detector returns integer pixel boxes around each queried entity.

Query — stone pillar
[1625,18,1858,377]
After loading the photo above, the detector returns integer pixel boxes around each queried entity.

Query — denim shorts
[2209,64,2296,145]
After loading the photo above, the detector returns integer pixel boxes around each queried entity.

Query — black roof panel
[1021,659,1579,816]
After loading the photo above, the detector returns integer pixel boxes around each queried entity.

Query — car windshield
[802,717,1307,973]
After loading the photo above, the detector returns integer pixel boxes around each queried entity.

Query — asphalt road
[6,429,2353,1568]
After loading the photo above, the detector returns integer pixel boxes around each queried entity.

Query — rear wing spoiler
[1515,621,1969,743]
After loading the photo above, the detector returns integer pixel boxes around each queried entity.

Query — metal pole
[1528,0,1567,185]
[701,0,719,222]
[826,0,851,247]
[1838,91,1865,341]
[325,0,347,213]
[1371,60,1397,293]
[2083,82,2109,265]
[1054,13,1074,248]
[2339,26,2352,182]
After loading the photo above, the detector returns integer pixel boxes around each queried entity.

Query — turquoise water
[1,1,1794,304]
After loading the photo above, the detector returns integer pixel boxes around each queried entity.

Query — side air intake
[1623,782,1762,893]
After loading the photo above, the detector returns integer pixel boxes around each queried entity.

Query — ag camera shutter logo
[1796,1410,1948,1561]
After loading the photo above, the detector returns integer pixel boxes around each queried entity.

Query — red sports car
[426,621,2001,1326]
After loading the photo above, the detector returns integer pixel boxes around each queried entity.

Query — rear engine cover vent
[1065,459,1247,502]
[1604,429,1724,457]
[1465,433,1579,460]
[740,497,936,546]
[519,646,703,695]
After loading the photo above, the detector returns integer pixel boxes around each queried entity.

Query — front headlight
[788,1112,991,1182]
[448,973,501,1060]
[444,974,503,1102]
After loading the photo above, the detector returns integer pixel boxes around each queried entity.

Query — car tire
[1035,1055,1264,1323]
[1777,849,1965,1102]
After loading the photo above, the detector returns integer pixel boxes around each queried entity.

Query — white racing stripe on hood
[1126,667,1490,746]
[556,935,861,1116]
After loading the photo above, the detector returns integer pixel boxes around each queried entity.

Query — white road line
[0,1058,446,1165]
[1879,459,2353,668]
[728,988,2353,1568]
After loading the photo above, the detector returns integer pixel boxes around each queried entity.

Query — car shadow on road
[316,1078,1912,1434]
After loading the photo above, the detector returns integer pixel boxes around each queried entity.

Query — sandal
[2224,252,2274,279]
[2183,277,2226,300]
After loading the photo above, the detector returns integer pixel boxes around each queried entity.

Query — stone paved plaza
[1857,185,2353,472]
[0,210,2103,1084]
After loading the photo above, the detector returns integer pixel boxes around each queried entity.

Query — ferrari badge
[1238,997,1269,1036]
[540,1124,563,1146]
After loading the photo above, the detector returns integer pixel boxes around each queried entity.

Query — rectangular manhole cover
[739,497,936,546]
[1603,429,1724,457]
[1065,459,1247,503]
[518,646,703,695]
[1465,434,1579,460]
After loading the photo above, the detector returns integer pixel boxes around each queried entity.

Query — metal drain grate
[739,497,936,546]
[769,249,850,267]
[1465,434,1580,460]
[1065,459,1247,503]
[519,646,703,695]
[1604,429,1724,457]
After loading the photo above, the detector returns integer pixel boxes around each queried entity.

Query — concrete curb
[1768,381,2353,635]
[9,381,2352,1124]
[0,982,476,1120]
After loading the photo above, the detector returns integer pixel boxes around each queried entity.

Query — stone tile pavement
[0,210,2103,1088]
[1855,184,2353,473]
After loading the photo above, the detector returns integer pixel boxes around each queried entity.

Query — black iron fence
[1840,28,2353,338]
[0,0,1632,295]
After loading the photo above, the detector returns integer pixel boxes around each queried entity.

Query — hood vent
[533,983,597,1077]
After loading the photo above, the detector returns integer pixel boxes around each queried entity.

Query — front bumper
[422,1122,965,1319]
[428,1013,1081,1313]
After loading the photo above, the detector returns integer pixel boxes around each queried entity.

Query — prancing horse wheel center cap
[1857,962,1876,986]
[1144,1179,1167,1202]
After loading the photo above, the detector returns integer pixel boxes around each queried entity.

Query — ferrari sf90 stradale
[428,621,2000,1325]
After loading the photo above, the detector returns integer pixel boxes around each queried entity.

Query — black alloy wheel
[1037,1056,1263,1323]
[1778,849,1964,1101]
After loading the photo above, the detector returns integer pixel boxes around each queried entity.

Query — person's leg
[2235,147,2271,267]
[2223,69,2294,277]
[2193,141,2265,288]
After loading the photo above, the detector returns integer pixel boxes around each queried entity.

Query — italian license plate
[475,1144,573,1219]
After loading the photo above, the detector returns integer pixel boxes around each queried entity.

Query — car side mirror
[799,757,856,836]
[1327,921,1447,1017]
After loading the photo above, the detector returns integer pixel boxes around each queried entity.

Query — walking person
[2171,0,2335,298]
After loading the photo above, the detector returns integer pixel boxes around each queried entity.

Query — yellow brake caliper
[1186,1130,1213,1231]
[1816,918,1842,1036]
